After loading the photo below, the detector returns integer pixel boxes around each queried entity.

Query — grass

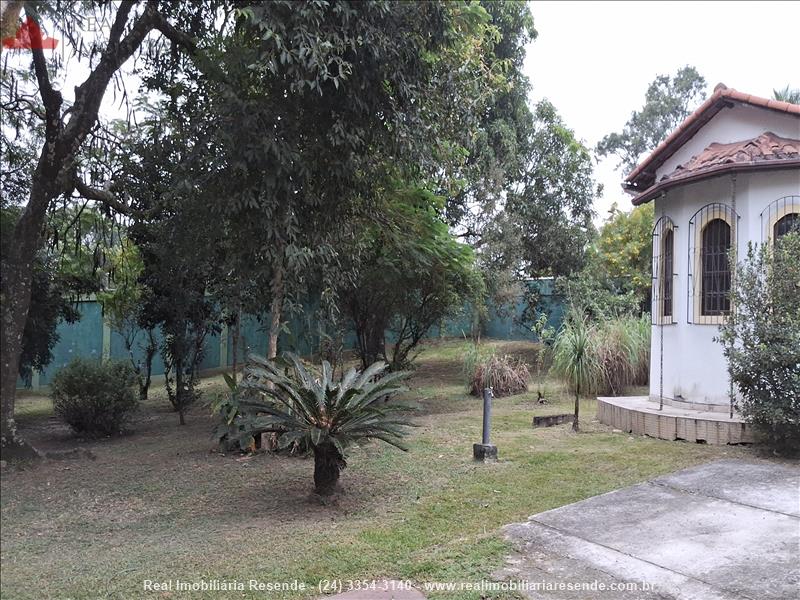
[1,339,760,599]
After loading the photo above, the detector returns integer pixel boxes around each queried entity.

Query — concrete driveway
[499,460,800,600]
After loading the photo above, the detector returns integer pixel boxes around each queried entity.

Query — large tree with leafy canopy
[188,1,514,361]
[0,0,217,458]
[596,65,706,174]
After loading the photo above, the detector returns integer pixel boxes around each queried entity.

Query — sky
[524,1,800,224]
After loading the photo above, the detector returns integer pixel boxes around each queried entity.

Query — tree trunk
[231,307,240,383]
[268,251,285,360]
[1,177,55,461]
[140,329,157,401]
[572,388,580,432]
[313,443,346,496]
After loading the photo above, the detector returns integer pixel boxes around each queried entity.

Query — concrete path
[499,460,800,600]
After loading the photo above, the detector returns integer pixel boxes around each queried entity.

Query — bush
[718,233,800,454]
[51,358,139,436]
[465,348,530,397]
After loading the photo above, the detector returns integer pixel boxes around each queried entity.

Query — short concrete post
[473,387,497,461]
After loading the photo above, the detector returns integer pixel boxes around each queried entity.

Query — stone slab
[502,460,800,600]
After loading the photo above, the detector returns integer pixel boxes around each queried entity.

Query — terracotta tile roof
[631,132,800,205]
[624,84,800,196]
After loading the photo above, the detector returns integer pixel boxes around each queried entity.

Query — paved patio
[499,460,800,599]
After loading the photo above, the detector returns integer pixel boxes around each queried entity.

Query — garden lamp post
[473,387,497,461]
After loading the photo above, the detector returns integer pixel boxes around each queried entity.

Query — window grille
[760,196,800,242]
[687,203,738,324]
[651,215,677,325]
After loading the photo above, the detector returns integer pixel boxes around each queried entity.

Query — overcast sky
[524,0,800,223]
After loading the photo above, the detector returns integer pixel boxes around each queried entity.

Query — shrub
[466,349,530,397]
[718,233,800,454]
[51,358,139,436]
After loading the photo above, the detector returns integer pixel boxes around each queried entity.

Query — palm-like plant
[551,311,595,432]
[221,353,413,495]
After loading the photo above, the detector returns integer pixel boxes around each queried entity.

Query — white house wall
[650,169,800,405]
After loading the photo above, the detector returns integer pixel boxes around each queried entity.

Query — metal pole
[473,387,497,461]
[482,387,493,444]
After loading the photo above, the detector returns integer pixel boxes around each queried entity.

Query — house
[597,84,800,443]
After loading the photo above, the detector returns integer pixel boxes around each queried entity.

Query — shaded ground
[0,339,771,599]
[500,460,800,599]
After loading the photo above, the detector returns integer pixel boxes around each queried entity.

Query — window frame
[689,204,736,325]
[652,216,676,325]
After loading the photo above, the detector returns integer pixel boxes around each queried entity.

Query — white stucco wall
[649,167,800,406]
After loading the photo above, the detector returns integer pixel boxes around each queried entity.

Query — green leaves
[228,351,414,458]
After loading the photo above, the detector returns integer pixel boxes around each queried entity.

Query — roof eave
[631,160,800,206]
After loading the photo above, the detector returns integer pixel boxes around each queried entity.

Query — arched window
[761,196,799,244]
[701,219,731,316]
[774,212,799,239]
[662,228,674,318]
[689,203,736,324]
[652,215,676,325]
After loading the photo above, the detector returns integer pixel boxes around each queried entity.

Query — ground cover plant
[1,339,758,600]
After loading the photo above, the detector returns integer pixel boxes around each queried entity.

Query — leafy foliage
[718,234,800,454]
[773,85,800,104]
[593,203,654,303]
[51,358,139,437]
[597,66,706,174]
[550,310,593,431]
[218,353,413,495]
[341,186,483,370]
[96,240,157,401]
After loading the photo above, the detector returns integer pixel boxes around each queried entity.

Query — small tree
[718,233,800,454]
[551,310,595,432]
[97,241,157,401]
[221,353,412,496]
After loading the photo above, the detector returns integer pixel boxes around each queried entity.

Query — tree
[551,310,594,432]
[340,186,483,370]
[96,240,157,402]
[0,0,208,459]
[773,85,800,104]
[193,0,511,363]
[125,122,221,425]
[592,202,654,308]
[597,66,706,174]
[718,233,800,454]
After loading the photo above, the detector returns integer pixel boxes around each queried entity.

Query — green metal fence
[17,279,564,390]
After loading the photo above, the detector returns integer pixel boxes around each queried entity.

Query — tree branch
[72,174,133,216]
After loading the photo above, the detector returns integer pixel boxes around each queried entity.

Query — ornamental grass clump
[217,352,413,496]
[466,349,530,397]
[551,311,650,399]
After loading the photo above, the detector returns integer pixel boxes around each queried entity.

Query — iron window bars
[651,215,677,325]
[760,195,800,243]
[687,203,738,324]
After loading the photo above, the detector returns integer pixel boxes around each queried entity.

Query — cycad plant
[551,311,595,432]
[218,353,413,495]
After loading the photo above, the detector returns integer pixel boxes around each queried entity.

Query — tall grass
[462,345,530,397]
[551,312,650,397]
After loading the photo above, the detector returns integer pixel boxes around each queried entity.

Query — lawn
[1,339,757,600]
